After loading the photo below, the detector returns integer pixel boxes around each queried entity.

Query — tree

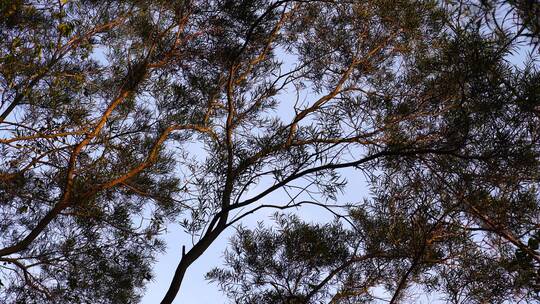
[0,0,538,303]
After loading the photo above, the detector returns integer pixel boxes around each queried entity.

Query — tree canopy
[0,0,539,303]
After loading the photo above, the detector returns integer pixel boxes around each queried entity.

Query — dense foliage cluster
[0,0,539,303]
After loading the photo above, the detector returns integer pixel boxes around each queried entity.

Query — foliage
[0,0,539,303]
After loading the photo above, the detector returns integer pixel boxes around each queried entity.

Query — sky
[1,7,533,302]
